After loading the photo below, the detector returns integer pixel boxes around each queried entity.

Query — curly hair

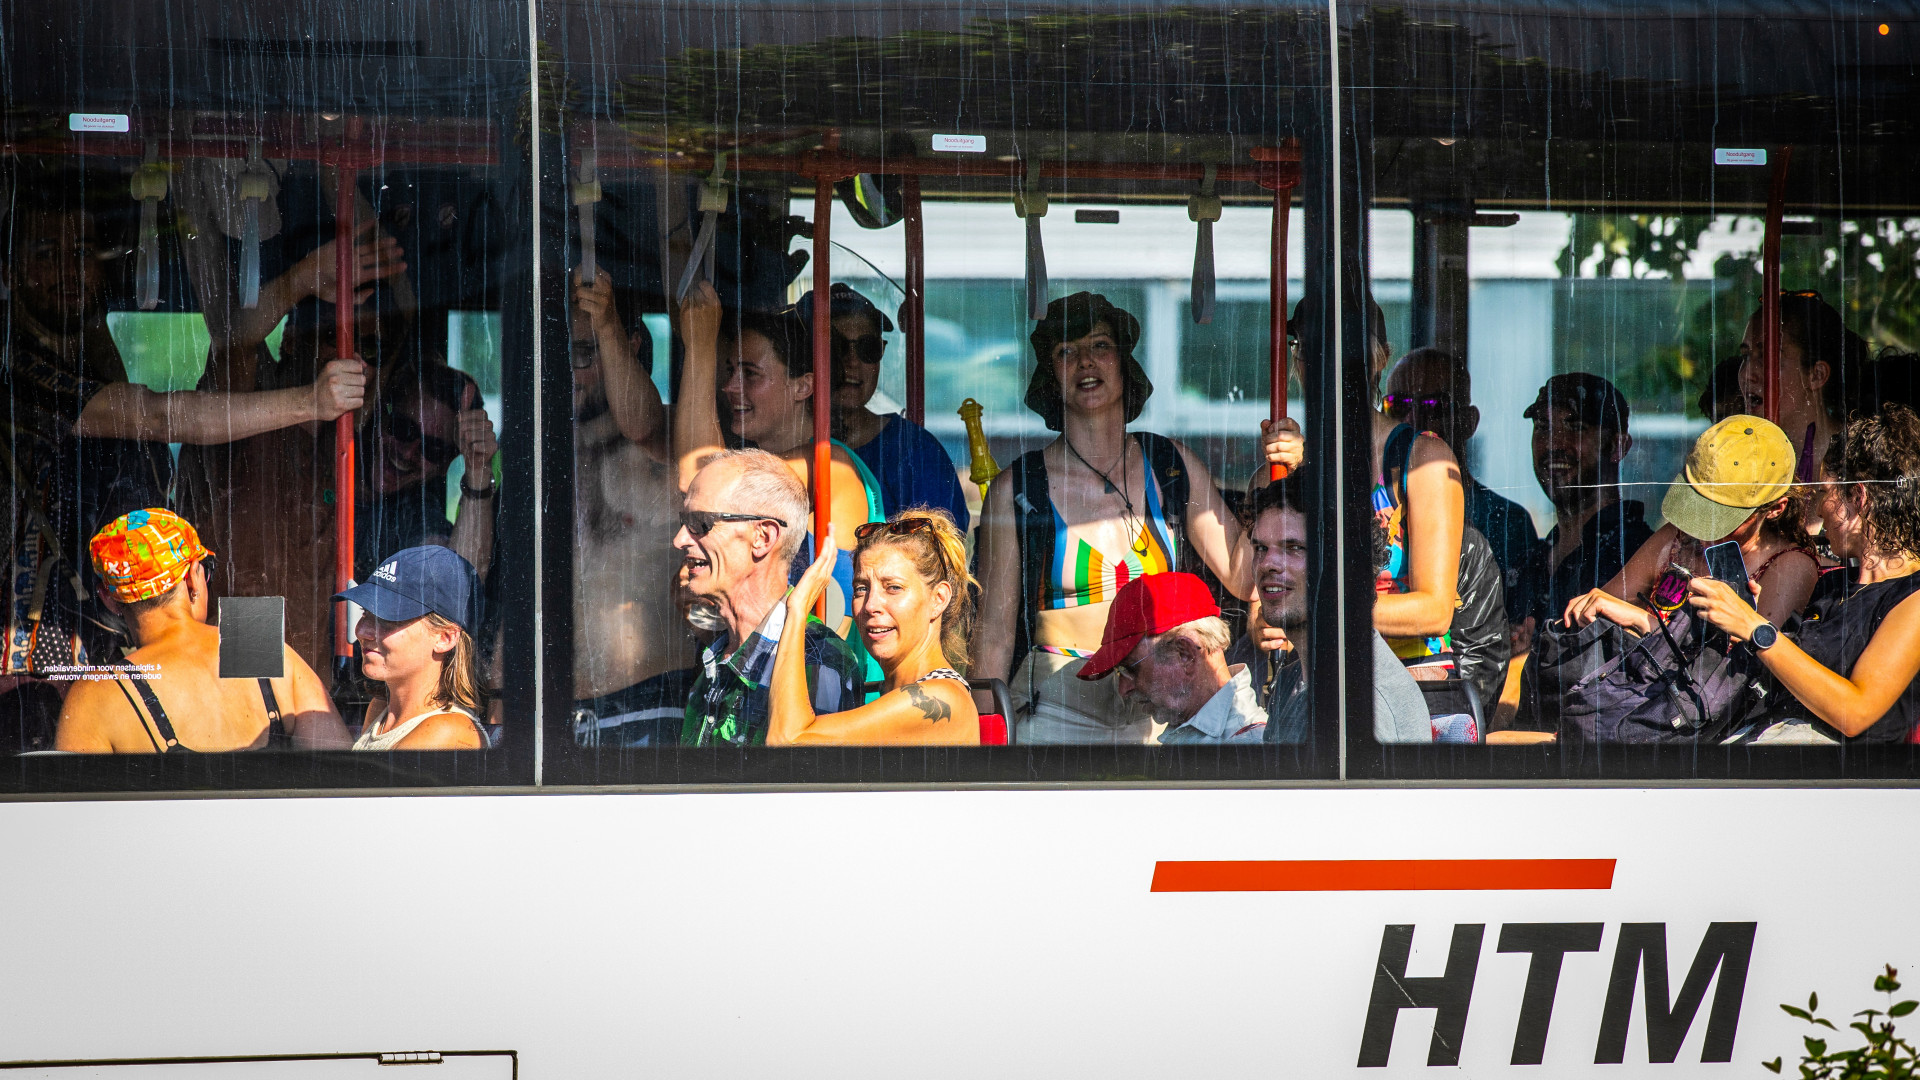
[852,507,978,670]
[1823,402,1920,559]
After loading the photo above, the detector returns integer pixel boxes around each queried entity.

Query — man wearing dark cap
[1513,373,1652,638]
[797,283,969,530]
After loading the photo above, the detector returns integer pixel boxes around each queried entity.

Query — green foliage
[1765,966,1920,1079]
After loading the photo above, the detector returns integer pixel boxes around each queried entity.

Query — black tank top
[1775,569,1920,742]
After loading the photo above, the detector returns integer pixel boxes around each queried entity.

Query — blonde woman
[768,510,979,745]
[336,545,491,750]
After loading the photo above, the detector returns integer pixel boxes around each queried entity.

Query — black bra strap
[129,676,186,752]
[257,678,289,745]
[113,677,164,754]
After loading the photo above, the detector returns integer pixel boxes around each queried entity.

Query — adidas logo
[372,561,399,582]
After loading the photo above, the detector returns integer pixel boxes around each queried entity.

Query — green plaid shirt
[682,601,861,747]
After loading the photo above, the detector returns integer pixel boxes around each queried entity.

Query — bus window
[1351,0,1920,777]
[1,0,533,786]
[542,0,1343,783]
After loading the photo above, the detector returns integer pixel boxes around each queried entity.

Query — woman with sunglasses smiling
[360,363,498,585]
[766,511,980,746]
[337,545,492,750]
[674,281,889,687]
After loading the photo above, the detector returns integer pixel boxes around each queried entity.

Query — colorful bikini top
[1375,424,1451,663]
[1043,470,1177,610]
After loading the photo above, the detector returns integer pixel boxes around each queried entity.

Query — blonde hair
[853,508,977,670]
[425,612,491,718]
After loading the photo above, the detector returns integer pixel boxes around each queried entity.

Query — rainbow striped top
[1042,475,1177,609]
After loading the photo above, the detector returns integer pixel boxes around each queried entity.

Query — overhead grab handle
[574,147,604,286]
[675,151,729,303]
[237,140,270,309]
[130,140,168,311]
[1189,165,1221,325]
[1013,159,1048,320]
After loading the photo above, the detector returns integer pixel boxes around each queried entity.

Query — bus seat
[971,678,1014,746]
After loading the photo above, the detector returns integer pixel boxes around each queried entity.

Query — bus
[2,0,1916,1074]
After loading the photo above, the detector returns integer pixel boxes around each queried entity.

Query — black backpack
[1002,432,1195,665]
[1521,610,1763,746]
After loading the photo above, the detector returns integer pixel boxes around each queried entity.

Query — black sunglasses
[1382,393,1447,417]
[384,411,461,466]
[834,331,886,367]
[680,510,787,537]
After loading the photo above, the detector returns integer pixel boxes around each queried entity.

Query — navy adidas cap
[795,282,894,333]
[334,545,479,633]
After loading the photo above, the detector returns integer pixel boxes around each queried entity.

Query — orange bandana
[89,509,213,604]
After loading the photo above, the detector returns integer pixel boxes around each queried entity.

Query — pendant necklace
[1064,436,1151,555]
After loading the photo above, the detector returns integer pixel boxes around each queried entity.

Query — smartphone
[1701,541,1756,608]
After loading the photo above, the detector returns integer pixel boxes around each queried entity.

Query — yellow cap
[1660,415,1796,542]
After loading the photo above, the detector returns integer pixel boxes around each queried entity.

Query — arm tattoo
[902,682,953,724]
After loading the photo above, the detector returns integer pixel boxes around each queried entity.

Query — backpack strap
[1382,423,1418,509]
[1133,431,1194,573]
[1006,449,1054,667]
[113,676,165,753]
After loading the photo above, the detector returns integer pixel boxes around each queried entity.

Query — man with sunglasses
[1383,347,1541,603]
[675,449,860,747]
[357,363,497,586]
[797,283,969,531]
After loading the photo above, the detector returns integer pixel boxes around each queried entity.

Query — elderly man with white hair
[1075,572,1266,744]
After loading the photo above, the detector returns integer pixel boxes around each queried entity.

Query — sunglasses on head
[854,517,937,542]
[680,510,787,538]
[384,411,461,467]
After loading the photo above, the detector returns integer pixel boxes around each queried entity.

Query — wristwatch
[1749,621,1780,651]
[461,476,497,499]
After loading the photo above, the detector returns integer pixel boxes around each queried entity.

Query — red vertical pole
[1269,180,1293,482]
[811,176,834,618]
[903,174,926,428]
[1760,145,1793,425]
[333,158,360,660]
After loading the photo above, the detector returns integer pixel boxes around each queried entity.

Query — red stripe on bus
[1150,859,1616,892]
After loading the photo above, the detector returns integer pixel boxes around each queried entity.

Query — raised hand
[678,278,722,350]
[311,358,368,421]
[574,268,621,337]
[1260,416,1305,472]
[457,382,497,483]
[787,523,838,619]
[305,223,406,307]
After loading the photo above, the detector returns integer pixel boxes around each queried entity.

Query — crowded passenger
[677,449,862,746]
[1736,292,1870,484]
[798,283,969,530]
[974,291,1287,744]
[3,181,368,740]
[767,512,979,745]
[568,271,700,747]
[54,510,351,752]
[1226,474,1433,744]
[359,362,497,583]
[1076,572,1267,744]
[1691,405,1920,744]
[673,280,887,686]
[1563,416,1817,637]
[1384,347,1541,585]
[1510,373,1653,643]
[339,545,491,750]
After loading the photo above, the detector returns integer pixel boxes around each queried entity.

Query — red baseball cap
[1077,572,1221,680]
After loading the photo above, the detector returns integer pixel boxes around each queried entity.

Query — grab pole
[811,175,834,619]
[1253,145,1297,482]
[1760,145,1793,424]
[332,154,360,662]
[903,174,926,427]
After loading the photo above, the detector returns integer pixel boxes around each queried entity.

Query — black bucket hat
[1025,292,1153,431]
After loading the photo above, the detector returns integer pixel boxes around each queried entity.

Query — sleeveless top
[113,673,291,753]
[354,703,488,750]
[794,440,887,691]
[1769,568,1920,742]
[1374,424,1451,663]
[1648,544,1815,617]
[917,667,969,686]
[1043,465,1177,610]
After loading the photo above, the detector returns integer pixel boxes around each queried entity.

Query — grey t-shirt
[1231,630,1433,744]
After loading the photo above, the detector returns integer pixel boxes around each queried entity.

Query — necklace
[1063,436,1150,555]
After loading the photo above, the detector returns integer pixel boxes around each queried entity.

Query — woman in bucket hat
[1562,415,1819,636]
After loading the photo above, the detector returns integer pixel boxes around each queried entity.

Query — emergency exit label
[932,134,986,153]
[1714,148,1768,166]
[69,113,130,133]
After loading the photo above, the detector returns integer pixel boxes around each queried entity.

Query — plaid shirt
[682,601,861,747]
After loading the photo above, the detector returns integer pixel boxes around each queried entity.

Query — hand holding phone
[1700,540,1756,609]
